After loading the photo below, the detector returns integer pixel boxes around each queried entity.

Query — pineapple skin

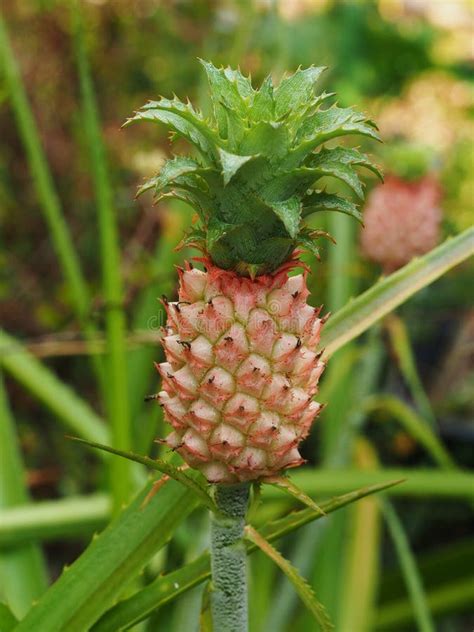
[158,261,325,483]
[360,175,442,273]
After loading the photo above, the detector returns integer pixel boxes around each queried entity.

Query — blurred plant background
[0,1,473,630]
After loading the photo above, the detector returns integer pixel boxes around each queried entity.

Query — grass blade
[0,11,103,385]
[0,330,108,445]
[264,468,474,500]
[92,480,401,631]
[385,315,436,426]
[0,11,89,319]
[0,373,48,617]
[245,526,334,631]
[381,501,435,632]
[321,227,474,356]
[0,495,110,548]
[68,436,219,513]
[263,475,326,516]
[72,4,132,509]
[14,480,199,632]
[2,466,473,549]
[337,440,381,632]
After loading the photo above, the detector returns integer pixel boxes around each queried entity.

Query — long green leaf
[92,480,401,631]
[245,526,334,631]
[264,468,474,500]
[68,437,218,514]
[384,315,436,426]
[0,330,108,445]
[263,476,325,516]
[337,440,381,632]
[0,11,103,385]
[0,495,109,548]
[0,12,89,320]
[381,501,435,632]
[14,480,199,632]
[72,4,132,509]
[2,465,472,550]
[0,373,47,617]
[1,466,472,551]
[321,227,474,356]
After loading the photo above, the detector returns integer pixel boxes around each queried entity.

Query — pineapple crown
[126,60,382,277]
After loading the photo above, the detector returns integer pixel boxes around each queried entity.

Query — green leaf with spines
[245,525,334,631]
[206,217,242,253]
[310,162,365,199]
[297,230,322,259]
[302,191,363,223]
[264,475,326,516]
[125,97,219,163]
[199,60,249,139]
[249,75,274,121]
[223,66,254,99]
[221,101,246,150]
[273,65,326,119]
[217,147,255,185]
[137,156,205,197]
[178,228,207,252]
[307,146,383,181]
[239,121,289,159]
[268,197,302,238]
[157,190,210,222]
[285,105,381,169]
[91,480,402,632]
[68,437,219,514]
[127,62,381,274]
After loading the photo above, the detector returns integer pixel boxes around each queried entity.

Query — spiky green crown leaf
[126,61,382,276]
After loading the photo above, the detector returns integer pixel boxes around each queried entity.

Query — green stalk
[0,12,103,385]
[0,373,48,617]
[210,483,251,632]
[72,6,132,509]
[381,501,435,632]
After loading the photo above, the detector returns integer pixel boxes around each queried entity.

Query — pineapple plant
[360,174,442,273]
[126,61,381,484]
[126,61,381,631]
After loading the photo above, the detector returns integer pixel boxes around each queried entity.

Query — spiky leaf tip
[128,61,381,276]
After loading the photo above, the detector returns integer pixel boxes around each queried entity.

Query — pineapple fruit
[360,174,442,273]
[127,61,381,483]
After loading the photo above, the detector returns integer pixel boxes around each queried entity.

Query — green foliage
[321,227,474,356]
[14,480,200,632]
[90,480,401,631]
[126,61,381,275]
[1,2,473,631]
[246,525,334,631]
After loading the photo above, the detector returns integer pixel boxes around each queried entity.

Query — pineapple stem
[210,482,251,632]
